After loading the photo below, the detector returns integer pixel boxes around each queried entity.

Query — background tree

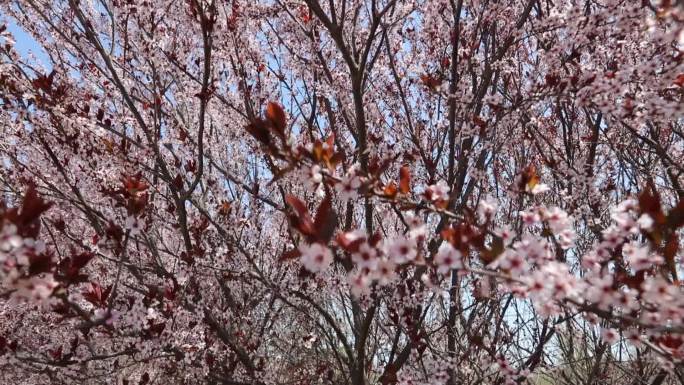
[0,0,683,384]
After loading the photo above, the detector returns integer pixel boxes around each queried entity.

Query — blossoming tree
[1,0,683,384]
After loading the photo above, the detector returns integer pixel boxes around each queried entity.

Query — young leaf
[285,195,315,236]
[265,102,287,138]
[383,181,398,198]
[399,165,411,195]
[245,119,272,145]
[313,196,338,243]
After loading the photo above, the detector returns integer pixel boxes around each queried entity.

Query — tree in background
[0,0,683,384]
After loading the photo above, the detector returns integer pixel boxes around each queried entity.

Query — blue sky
[3,14,50,67]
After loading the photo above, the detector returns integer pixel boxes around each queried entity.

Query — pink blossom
[424,180,449,202]
[299,243,333,273]
[348,270,371,297]
[601,328,620,345]
[336,172,362,201]
[373,258,397,286]
[387,236,418,264]
[624,242,661,271]
[434,243,463,275]
[477,196,497,221]
[351,242,379,270]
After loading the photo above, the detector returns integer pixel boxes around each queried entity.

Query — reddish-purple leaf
[279,248,301,262]
[265,102,287,138]
[245,119,271,145]
[313,196,338,242]
[399,165,411,195]
[285,195,315,236]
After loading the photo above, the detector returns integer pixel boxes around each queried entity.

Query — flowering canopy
[0,0,683,384]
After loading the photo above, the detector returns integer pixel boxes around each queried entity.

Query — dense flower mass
[0,0,683,384]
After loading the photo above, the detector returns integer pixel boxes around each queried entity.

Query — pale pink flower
[348,270,371,297]
[625,329,642,347]
[642,277,677,305]
[615,198,638,214]
[434,243,463,275]
[336,173,362,201]
[373,258,397,285]
[543,262,578,299]
[302,165,323,191]
[351,242,378,270]
[11,274,58,306]
[299,243,333,273]
[637,214,654,231]
[613,211,637,234]
[477,196,497,221]
[513,234,549,262]
[585,272,616,309]
[337,230,366,246]
[387,236,417,264]
[519,210,541,226]
[624,242,661,271]
[302,333,317,349]
[424,180,449,202]
[404,212,423,229]
[557,229,575,249]
[601,328,620,344]
[408,223,427,243]
[494,225,515,246]
[94,308,121,326]
[615,289,639,312]
[0,224,22,253]
[543,207,571,233]
[491,249,527,275]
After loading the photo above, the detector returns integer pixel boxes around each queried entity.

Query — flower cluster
[0,187,58,307]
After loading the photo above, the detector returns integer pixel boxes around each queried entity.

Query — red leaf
[180,251,194,265]
[15,184,53,238]
[265,102,287,138]
[313,196,338,242]
[122,174,148,195]
[279,248,301,262]
[664,233,679,282]
[325,133,335,152]
[518,164,540,192]
[164,285,176,301]
[285,195,309,219]
[299,5,311,23]
[666,200,684,229]
[84,283,111,307]
[420,74,441,89]
[655,335,684,350]
[139,372,150,385]
[58,251,95,283]
[336,232,365,253]
[32,70,56,93]
[28,251,54,275]
[369,231,383,247]
[172,174,184,191]
[399,165,411,195]
[72,251,95,270]
[674,73,684,88]
[383,182,398,198]
[285,195,315,236]
[245,119,271,145]
[49,346,62,361]
[639,188,666,225]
